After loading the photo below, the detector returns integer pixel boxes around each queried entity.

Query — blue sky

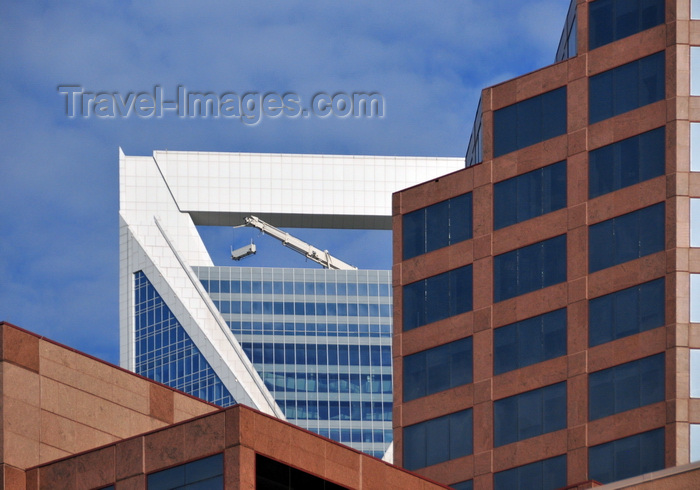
[0,0,570,365]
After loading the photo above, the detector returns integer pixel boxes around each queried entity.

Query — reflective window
[148,453,223,490]
[693,199,700,247]
[589,51,665,124]
[589,278,665,347]
[588,0,665,51]
[403,193,473,260]
[589,353,665,420]
[588,429,664,484]
[693,47,700,96]
[493,235,567,302]
[555,0,578,62]
[494,455,566,490]
[691,350,700,398]
[451,481,473,490]
[692,424,700,463]
[403,265,473,331]
[693,124,700,172]
[493,87,567,157]
[494,382,567,447]
[195,266,393,457]
[134,272,235,407]
[404,337,473,402]
[256,454,346,489]
[494,161,567,229]
[588,203,665,273]
[589,127,665,198]
[403,409,473,470]
[692,274,700,322]
[494,309,567,375]
[694,0,700,20]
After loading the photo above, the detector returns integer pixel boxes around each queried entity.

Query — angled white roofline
[119,148,463,415]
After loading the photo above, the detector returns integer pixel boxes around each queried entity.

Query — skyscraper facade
[119,149,463,455]
[393,0,700,488]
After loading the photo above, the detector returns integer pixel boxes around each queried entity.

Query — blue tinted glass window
[494,161,567,229]
[404,337,473,402]
[451,481,473,490]
[589,51,665,124]
[589,127,665,198]
[589,353,664,420]
[494,309,567,375]
[494,382,566,447]
[403,265,473,331]
[589,278,664,346]
[589,0,665,51]
[148,453,223,490]
[589,203,664,273]
[494,454,566,490]
[494,87,567,157]
[404,409,473,470]
[589,429,664,483]
[133,272,235,407]
[403,193,473,259]
[493,235,567,302]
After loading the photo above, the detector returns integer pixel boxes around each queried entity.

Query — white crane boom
[240,215,357,271]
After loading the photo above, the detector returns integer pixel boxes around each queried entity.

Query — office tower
[392,0,700,488]
[119,149,463,455]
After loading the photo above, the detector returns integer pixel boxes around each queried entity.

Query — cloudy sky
[0,0,570,364]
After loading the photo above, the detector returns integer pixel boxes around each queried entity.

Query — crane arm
[242,216,357,270]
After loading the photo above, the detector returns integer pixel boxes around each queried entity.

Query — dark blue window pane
[640,51,665,105]
[589,429,664,483]
[403,409,473,470]
[404,337,473,402]
[494,235,567,302]
[403,265,473,331]
[589,0,614,49]
[451,481,473,490]
[494,88,567,157]
[494,455,566,490]
[589,69,614,123]
[590,127,665,198]
[589,0,664,50]
[541,89,568,141]
[450,193,473,244]
[494,309,567,375]
[590,52,665,123]
[494,383,566,447]
[494,161,567,230]
[403,193,473,259]
[493,177,518,229]
[494,104,518,156]
[589,353,665,420]
[589,203,665,273]
[426,200,450,252]
[403,209,426,260]
[517,95,542,150]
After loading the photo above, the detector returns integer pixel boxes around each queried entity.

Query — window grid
[133,272,235,407]
[194,266,393,457]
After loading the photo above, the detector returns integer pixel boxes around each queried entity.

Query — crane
[231,215,357,271]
